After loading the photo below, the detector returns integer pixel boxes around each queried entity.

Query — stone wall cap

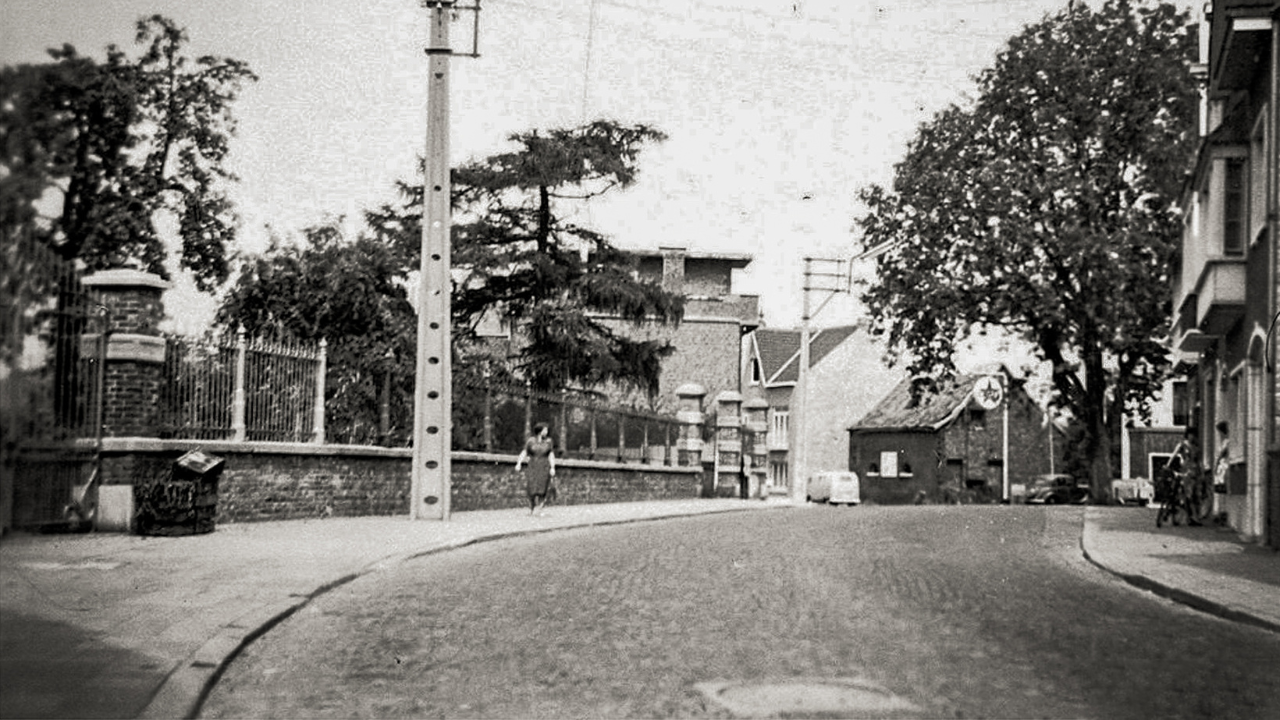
[675,382,707,398]
[82,269,172,290]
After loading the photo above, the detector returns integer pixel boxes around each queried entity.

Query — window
[768,410,789,449]
[769,459,789,488]
[1171,381,1189,427]
[969,409,986,432]
[770,410,789,436]
[1223,158,1245,255]
[750,358,761,385]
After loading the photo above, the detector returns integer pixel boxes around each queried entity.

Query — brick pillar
[714,390,743,498]
[743,397,769,499]
[82,270,170,438]
[80,270,171,532]
[674,383,706,468]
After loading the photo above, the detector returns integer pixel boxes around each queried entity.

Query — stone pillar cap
[82,269,172,290]
[675,382,707,398]
[743,397,769,409]
[714,390,743,403]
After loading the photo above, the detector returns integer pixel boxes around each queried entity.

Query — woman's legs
[530,493,548,514]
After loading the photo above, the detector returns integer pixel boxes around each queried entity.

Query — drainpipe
[1266,11,1278,546]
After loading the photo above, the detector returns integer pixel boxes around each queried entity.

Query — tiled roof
[849,374,984,432]
[754,326,859,385]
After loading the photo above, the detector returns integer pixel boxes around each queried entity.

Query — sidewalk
[0,498,786,720]
[1082,505,1280,634]
[2,501,1276,720]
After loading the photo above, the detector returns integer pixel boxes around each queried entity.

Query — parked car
[1110,477,1154,506]
[806,471,861,505]
[1024,474,1090,505]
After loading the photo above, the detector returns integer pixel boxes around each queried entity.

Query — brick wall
[98,440,702,525]
[96,286,164,334]
[101,361,163,436]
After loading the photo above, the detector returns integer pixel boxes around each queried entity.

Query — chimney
[660,246,686,293]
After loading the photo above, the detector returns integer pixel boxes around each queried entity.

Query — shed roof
[849,374,985,432]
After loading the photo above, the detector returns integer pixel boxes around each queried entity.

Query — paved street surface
[200,506,1280,720]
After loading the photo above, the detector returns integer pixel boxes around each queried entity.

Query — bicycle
[1156,467,1210,528]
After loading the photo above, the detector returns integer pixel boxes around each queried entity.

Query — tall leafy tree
[366,119,684,396]
[854,0,1196,496]
[216,222,419,444]
[1,15,256,290]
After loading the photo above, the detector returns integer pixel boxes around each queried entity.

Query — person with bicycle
[1157,428,1206,527]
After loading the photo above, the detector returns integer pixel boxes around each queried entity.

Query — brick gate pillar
[743,397,769,499]
[81,270,170,532]
[674,383,706,469]
[713,390,743,498]
[82,270,170,437]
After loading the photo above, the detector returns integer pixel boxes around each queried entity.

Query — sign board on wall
[880,450,898,478]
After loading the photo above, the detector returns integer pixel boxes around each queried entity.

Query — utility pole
[411,1,480,520]
[792,257,848,504]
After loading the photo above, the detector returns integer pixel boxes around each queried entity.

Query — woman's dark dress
[523,436,554,496]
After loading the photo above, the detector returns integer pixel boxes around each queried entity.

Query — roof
[754,326,859,385]
[625,247,754,268]
[849,373,987,432]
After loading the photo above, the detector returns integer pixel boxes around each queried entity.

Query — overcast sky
[4,0,1094,332]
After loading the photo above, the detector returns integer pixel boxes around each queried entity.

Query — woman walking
[515,422,556,515]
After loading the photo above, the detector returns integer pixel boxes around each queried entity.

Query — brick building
[743,325,901,498]
[847,369,1062,504]
[601,246,759,410]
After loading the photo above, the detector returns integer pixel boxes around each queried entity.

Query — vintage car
[806,471,861,506]
[1024,474,1090,505]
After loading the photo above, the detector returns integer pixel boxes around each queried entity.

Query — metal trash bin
[134,450,224,536]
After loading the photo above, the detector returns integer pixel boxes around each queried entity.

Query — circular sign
[973,376,1004,410]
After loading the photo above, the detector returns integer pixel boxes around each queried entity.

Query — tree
[1,15,256,291]
[366,119,684,396]
[215,222,419,444]
[853,0,1196,497]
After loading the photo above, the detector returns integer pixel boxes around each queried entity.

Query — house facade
[847,371,1062,505]
[743,325,901,498]
[1169,0,1278,547]
[1123,379,1191,485]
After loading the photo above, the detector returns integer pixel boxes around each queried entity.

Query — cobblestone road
[201,506,1280,719]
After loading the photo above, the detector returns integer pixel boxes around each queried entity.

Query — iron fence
[452,378,681,464]
[2,229,106,529]
[159,329,325,443]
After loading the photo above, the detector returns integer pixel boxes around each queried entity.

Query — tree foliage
[216,120,682,440]
[854,0,1196,493]
[365,119,684,395]
[215,222,419,444]
[0,15,256,291]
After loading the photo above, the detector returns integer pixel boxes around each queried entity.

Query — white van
[806,471,861,506]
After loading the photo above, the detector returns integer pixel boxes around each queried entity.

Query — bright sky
[3,0,1084,332]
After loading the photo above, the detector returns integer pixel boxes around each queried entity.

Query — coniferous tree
[365,119,684,396]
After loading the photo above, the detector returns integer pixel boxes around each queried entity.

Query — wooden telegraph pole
[411,1,480,520]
